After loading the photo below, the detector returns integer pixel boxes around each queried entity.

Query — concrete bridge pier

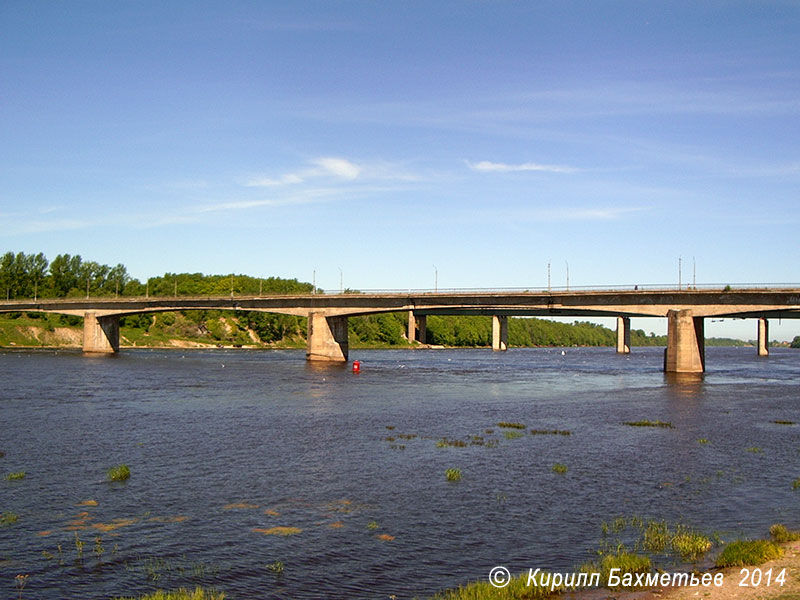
[664,309,705,373]
[492,315,508,351]
[83,312,120,353]
[757,317,769,356]
[306,312,349,362]
[407,311,427,344]
[616,316,631,354]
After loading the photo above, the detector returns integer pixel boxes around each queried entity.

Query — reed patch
[445,468,462,482]
[107,464,131,482]
[623,420,674,428]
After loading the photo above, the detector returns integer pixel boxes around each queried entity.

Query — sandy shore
[568,539,800,600]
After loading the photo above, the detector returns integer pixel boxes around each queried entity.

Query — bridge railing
[1,283,799,305]
[315,283,800,295]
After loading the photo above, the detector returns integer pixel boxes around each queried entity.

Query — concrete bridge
[1,286,799,373]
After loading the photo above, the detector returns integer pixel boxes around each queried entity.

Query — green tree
[49,254,83,296]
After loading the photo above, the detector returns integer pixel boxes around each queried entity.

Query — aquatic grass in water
[497,421,526,429]
[769,524,800,543]
[445,468,462,482]
[5,471,25,480]
[430,568,567,599]
[601,517,713,564]
[113,588,225,600]
[266,560,284,575]
[436,438,467,448]
[530,429,571,436]
[623,420,674,428]
[107,464,131,482]
[551,463,568,474]
[671,530,713,561]
[503,430,524,440]
[581,552,651,590]
[772,420,796,425]
[716,539,783,567]
[252,527,302,536]
[641,519,670,552]
[1,511,19,525]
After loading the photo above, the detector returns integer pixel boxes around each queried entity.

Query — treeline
[348,313,668,347]
[0,250,312,299]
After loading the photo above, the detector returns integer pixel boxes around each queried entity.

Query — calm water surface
[1,347,798,599]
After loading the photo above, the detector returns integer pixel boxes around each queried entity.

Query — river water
[0,347,798,599]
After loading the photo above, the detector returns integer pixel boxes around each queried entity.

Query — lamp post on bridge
[433,265,438,293]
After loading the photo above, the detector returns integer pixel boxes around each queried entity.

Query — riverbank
[552,539,800,600]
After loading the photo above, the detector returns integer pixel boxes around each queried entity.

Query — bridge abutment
[306,312,349,362]
[82,312,120,353]
[492,315,508,351]
[757,317,769,356]
[407,311,427,344]
[616,316,631,354]
[664,309,705,373]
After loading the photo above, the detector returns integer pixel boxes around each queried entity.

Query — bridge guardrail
[1,283,800,305]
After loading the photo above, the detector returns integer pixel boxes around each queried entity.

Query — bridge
[1,286,799,373]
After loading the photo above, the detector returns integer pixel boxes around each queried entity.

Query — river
[1,347,798,599]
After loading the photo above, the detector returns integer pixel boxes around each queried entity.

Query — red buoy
[352,360,361,373]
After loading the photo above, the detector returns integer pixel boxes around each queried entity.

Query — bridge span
[1,287,799,373]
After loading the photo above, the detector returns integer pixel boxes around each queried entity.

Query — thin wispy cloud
[244,156,418,188]
[244,156,363,188]
[536,206,647,220]
[2,218,91,235]
[245,173,304,187]
[467,160,579,174]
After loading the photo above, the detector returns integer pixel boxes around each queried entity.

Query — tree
[29,253,48,298]
[791,336,800,349]
[49,254,83,296]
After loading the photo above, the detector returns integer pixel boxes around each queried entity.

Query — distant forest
[0,250,749,348]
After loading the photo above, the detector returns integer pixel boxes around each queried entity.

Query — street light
[433,265,438,292]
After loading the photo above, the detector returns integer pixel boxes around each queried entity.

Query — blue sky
[2,1,799,340]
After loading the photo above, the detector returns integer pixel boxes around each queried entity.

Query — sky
[1,1,799,340]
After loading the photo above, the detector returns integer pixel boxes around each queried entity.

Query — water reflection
[664,371,704,397]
